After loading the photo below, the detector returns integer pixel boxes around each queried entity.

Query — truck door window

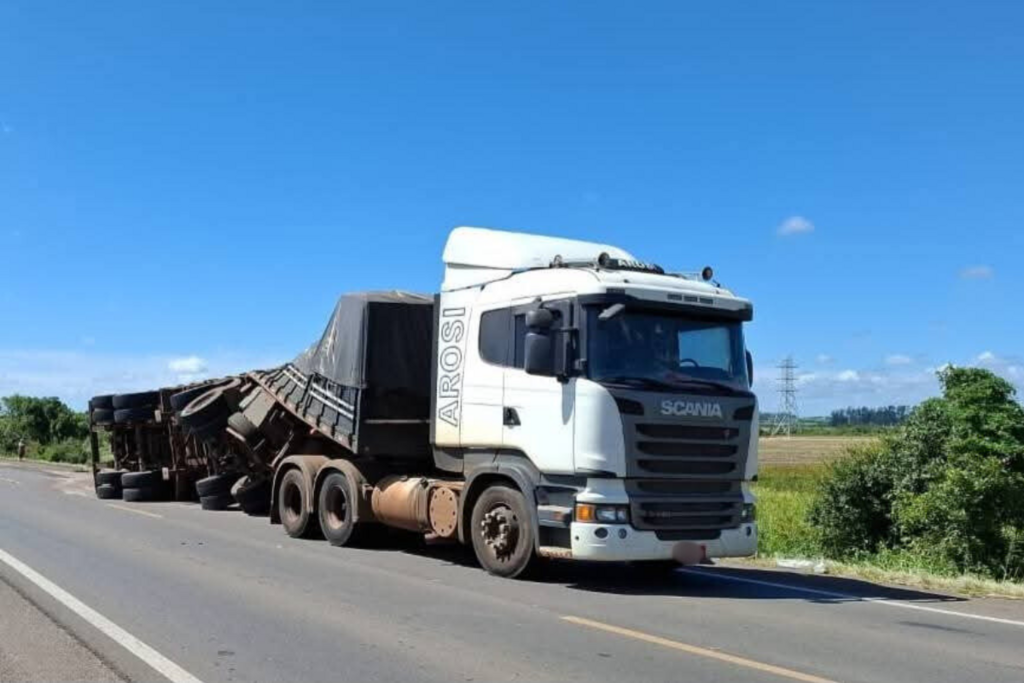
[479,308,512,366]
[513,314,526,368]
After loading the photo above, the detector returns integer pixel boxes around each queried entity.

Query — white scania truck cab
[431,227,758,576]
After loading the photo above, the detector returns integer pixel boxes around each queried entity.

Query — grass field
[758,435,876,465]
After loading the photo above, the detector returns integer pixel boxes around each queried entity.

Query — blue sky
[1,1,1021,414]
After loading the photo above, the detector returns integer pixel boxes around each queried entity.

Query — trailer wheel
[169,385,212,413]
[317,472,369,547]
[196,473,239,498]
[470,485,537,579]
[179,388,231,429]
[232,477,271,516]
[91,408,115,425]
[121,470,163,489]
[95,483,121,500]
[278,468,316,538]
[114,407,155,424]
[200,494,235,511]
[95,470,125,487]
[89,395,115,410]
[112,391,159,410]
[123,486,160,502]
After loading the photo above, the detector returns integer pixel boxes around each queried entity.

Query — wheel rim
[324,483,348,531]
[480,503,520,563]
[282,481,303,525]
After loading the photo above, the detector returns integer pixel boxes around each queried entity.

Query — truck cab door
[502,298,576,475]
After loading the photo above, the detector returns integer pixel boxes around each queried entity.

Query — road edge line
[680,568,1024,628]
[0,547,205,683]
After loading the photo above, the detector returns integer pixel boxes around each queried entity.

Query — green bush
[37,438,90,464]
[808,367,1024,580]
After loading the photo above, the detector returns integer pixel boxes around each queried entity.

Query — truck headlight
[576,504,630,524]
[740,503,756,522]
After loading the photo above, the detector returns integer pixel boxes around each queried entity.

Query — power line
[770,356,799,436]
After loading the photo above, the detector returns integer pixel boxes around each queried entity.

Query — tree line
[0,395,91,463]
[829,405,911,428]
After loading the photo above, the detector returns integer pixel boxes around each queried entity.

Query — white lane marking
[0,476,22,486]
[106,504,163,519]
[63,490,89,497]
[680,568,1024,628]
[0,547,205,683]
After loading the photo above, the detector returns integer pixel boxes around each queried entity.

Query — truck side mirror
[524,332,555,376]
[526,308,554,329]
[746,350,754,387]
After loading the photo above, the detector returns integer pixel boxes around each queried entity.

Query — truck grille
[628,417,745,479]
[625,479,743,533]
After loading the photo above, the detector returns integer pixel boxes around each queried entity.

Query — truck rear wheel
[317,471,370,547]
[278,468,317,538]
[470,485,536,579]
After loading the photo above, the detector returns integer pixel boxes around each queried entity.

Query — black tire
[95,470,124,487]
[121,470,163,489]
[114,407,155,424]
[180,388,231,430]
[112,392,159,410]
[169,385,212,412]
[317,471,370,547]
[122,486,160,502]
[95,483,121,500]
[90,395,115,410]
[200,494,235,511]
[278,468,317,538]
[470,485,537,579]
[91,408,115,425]
[226,412,259,444]
[233,477,271,515]
[195,473,239,498]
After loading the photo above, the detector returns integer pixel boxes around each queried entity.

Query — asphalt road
[1,461,1022,683]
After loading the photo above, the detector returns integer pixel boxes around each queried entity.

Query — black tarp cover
[293,291,433,391]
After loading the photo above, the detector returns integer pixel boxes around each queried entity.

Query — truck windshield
[587,308,749,391]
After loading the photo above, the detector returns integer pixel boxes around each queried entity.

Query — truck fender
[311,460,379,526]
[270,454,328,524]
[458,455,541,546]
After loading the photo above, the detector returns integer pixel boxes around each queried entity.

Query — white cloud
[885,354,912,366]
[815,354,834,365]
[168,355,207,374]
[960,265,994,280]
[777,215,815,236]
[836,369,860,382]
[974,350,1023,381]
[0,349,284,409]
[168,355,209,383]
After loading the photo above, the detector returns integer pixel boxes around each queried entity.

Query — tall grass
[753,463,825,558]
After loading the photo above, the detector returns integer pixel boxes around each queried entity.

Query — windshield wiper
[598,376,680,391]
[598,374,742,395]
[665,375,743,395]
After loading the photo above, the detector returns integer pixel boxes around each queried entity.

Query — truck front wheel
[470,485,536,578]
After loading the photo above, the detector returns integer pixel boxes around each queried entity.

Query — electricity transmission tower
[770,356,799,436]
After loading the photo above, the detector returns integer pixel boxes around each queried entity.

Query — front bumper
[569,521,757,562]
